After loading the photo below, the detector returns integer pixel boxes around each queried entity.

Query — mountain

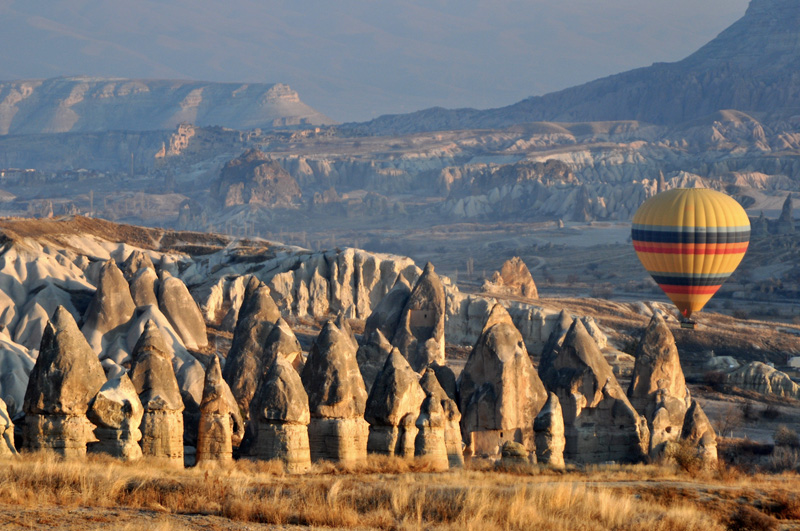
[0,77,334,135]
[348,0,800,135]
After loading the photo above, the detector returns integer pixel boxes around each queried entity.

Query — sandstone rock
[725,362,800,398]
[87,374,143,460]
[419,368,462,467]
[212,149,302,208]
[533,392,565,468]
[627,313,688,456]
[681,400,718,465]
[223,282,281,419]
[334,313,360,353]
[263,318,303,371]
[129,320,184,466]
[0,398,16,457]
[0,339,35,419]
[23,306,106,457]
[413,393,449,469]
[458,304,547,457]
[250,357,311,473]
[539,318,649,464]
[301,321,368,463]
[82,260,136,353]
[129,266,159,308]
[365,348,425,457]
[481,257,538,299]
[363,276,412,342]
[121,250,155,280]
[197,356,233,464]
[392,262,446,372]
[356,329,393,394]
[539,309,573,360]
[158,275,208,350]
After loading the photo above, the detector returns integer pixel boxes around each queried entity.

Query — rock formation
[392,262,446,372]
[415,369,455,469]
[212,149,302,208]
[129,320,185,466]
[301,321,369,464]
[82,260,136,352]
[0,78,333,136]
[365,348,426,457]
[356,329,394,394]
[263,318,304,371]
[158,275,208,350]
[533,392,565,468]
[223,280,281,418]
[627,313,689,456]
[539,318,649,464]
[0,398,16,457]
[250,357,311,473]
[458,304,547,457]
[726,362,800,398]
[23,307,107,457]
[122,250,155,280]
[363,276,412,341]
[87,374,143,460]
[681,399,718,465]
[129,267,159,308]
[419,368,463,466]
[481,257,538,299]
[197,356,233,464]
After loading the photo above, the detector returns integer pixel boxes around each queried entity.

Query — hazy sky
[0,0,751,122]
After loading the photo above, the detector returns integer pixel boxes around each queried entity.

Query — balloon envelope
[632,188,750,318]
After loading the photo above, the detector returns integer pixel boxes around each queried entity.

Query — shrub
[762,404,781,420]
[726,506,777,531]
[703,371,727,392]
[732,308,749,320]
[774,425,800,448]
[767,447,800,473]
[670,440,704,477]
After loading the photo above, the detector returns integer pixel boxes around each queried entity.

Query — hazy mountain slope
[0,77,333,135]
[349,0,800,135]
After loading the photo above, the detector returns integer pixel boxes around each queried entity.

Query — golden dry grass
[1,453,797,530]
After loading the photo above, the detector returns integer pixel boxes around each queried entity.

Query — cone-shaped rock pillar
[23,306,106,457]
[88,374,144,460]
[365,348,425,457]
[301,321,368,464]
[539,318,649,464]
[533,392,565,468]
[223,281,281,419]
[82,260,136,352]
[392,263,446,372]
[197,356,234,464]
[627,313,689,457]
[129,320,184,467]
[250,357,311,473]
[458,304,547,458]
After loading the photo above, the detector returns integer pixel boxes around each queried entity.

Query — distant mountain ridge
[348,0,800,135]
[0,77,334,135]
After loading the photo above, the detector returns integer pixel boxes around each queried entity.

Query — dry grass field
[0,452,798,530]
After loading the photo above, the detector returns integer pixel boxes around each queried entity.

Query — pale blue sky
[0,0,751,121]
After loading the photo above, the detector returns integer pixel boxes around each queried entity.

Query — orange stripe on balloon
[632,242,749,255]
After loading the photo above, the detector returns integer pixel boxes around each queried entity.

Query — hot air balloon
[632,188,750,329]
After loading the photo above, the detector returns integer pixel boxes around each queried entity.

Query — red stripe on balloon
[632,242,749,255]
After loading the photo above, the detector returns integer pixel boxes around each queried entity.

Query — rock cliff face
[0,77,333,135]
[349,0,800,134]
[212,149,302,208]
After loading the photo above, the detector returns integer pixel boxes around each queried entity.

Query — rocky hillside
[0,77,333,135]
[348,0,800,134]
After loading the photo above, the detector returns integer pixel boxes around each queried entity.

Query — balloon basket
[680,319,697,330]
